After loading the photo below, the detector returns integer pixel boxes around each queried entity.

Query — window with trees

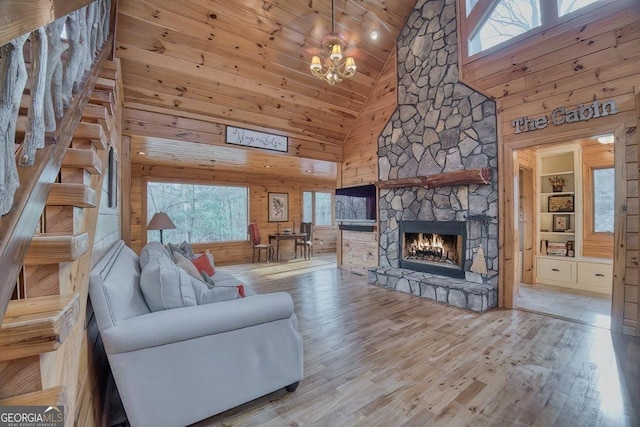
[303,191,333,226]
[147,182,249,243]
[593,168,614,233]
[464,0,617,57]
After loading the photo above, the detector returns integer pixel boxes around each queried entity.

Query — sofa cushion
[173,251,203,281]
[168,241,196,260]
[191,276,240,304]
[192,253,215,276]
[140,256,198,311]
[140,241,172,268]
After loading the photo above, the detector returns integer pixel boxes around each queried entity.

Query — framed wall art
[553,214,570,232]
[268,192,289,222]
[548,195,574,212]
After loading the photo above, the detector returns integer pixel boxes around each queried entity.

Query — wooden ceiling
[116,0,414,178]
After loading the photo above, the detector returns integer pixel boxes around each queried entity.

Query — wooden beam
[73,121,107,150]
[24,233,89,265]
[0,294,79,361]
[0,0,95,46]
[377,168,492,189]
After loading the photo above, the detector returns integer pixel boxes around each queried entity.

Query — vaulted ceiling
[116,0,415,178]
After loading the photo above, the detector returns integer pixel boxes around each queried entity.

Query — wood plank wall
[129,164,337,264]
[461,2,640,335]
[339,50,397,273]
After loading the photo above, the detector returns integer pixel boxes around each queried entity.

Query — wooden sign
[512,99,618,134]
[226,126,288,153]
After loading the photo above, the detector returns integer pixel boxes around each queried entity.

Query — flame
[412,233,444,250]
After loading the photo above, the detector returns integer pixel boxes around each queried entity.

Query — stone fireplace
[400,220,465,278]
[367,0,499,312]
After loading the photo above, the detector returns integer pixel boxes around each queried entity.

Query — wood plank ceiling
[115,0,414,179]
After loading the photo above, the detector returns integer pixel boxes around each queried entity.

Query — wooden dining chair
[248,222,273,263]
[295,222,313,260]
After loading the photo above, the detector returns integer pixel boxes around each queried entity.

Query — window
[147,182,248,243]
[469,0,542,55]
[558,0,602,17]
[464,0,614,57]
[593,168,614,233]
[302,191,333,226]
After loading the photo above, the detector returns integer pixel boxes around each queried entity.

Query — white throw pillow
[173,251,203,281]
[140,256,198,311]
[190,276,239,304]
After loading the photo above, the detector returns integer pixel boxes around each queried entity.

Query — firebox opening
[399,220,467,279]
[404,232,462,268]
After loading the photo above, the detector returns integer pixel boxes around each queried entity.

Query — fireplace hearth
[399,221,466,279]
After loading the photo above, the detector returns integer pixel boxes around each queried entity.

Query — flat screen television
[335,184,377,224]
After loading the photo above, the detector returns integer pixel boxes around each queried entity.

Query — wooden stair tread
[0,386,66,407]
[24,233,89,265]
[0,294,80,362]
[82,104,109,122]
[89,90,114,115]
[62,148,103,174]
[73,122,107,150]
[95,77,116,92]
[48,183,97,208]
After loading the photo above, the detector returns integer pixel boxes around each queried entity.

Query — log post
[62,11,81,106]
[377,168,492,190]
[19,27,48,167]
[0,34,29,215]
[44,19,67,129]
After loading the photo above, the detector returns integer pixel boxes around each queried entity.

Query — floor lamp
[147,212,176,244]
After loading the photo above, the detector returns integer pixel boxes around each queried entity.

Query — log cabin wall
[129,164,337,265]
[458,1,640,335]
[338,49,398,273]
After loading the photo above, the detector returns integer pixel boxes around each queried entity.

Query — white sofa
[89,240,304,427]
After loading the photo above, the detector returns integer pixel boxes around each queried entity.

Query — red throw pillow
[191,254,215,276]
[236,285,246,298]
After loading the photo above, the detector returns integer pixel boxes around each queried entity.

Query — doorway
[514,138,615,328]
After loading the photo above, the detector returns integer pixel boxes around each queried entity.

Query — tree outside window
[303,191,333,226]
[593,168,614,233]
[147,182,248,243]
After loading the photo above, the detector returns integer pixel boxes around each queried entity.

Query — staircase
[0,53,121,427]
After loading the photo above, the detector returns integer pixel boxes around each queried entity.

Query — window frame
[144,178,250,245]
[302,189,335,228]
[590,166,615,234]
[459,0,626,63]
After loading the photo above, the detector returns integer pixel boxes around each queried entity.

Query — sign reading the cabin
[226,126,288,153]
[512,99,618,134]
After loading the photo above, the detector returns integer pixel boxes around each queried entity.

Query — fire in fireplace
[405,233,461,266]
[399,221,466,279]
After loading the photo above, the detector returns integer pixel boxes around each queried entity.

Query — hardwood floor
[188,254,639,427]
[517,283,612,329]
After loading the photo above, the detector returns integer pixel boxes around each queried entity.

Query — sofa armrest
[101,292,295,354]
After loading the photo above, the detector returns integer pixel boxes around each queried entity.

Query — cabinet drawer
[537,258,576,283]
[578,262,612,289]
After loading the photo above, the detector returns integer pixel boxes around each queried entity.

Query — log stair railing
[0,60,118,427]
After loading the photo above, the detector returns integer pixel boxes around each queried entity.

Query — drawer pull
[551,268,560,272]
[595,273,605,277]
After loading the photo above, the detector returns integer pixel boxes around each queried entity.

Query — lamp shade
[147,212,176,231]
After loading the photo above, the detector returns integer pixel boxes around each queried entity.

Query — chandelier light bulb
[330,43,342,61]
[345,57,356,73]
[310,55,322,72]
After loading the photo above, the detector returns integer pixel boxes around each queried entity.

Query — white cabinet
[536,258,576,284]
[577,261,613,292]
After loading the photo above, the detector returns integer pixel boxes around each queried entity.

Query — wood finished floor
[188,254,639,427]
[517,283,612,329]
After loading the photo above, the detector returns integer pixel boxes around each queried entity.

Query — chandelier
[309,0,356,85]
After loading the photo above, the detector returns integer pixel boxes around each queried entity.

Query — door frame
[498,120,627,333]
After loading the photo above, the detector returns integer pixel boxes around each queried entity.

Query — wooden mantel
[377,168,491,189]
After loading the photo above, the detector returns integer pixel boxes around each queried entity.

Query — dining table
[268,233,308,262]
